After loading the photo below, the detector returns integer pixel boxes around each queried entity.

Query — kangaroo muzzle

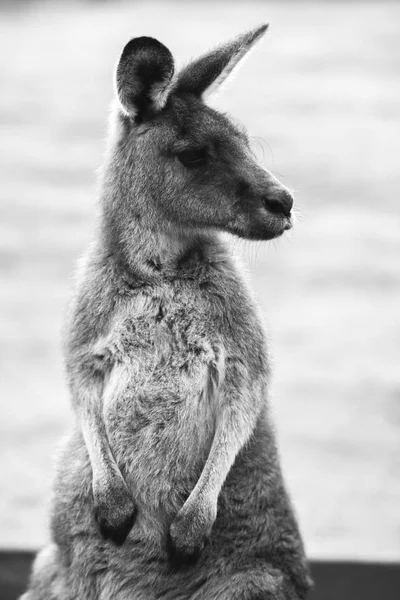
[263,186,294,218]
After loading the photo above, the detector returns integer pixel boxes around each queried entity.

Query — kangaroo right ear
[115,37,175,122]
[175,24,268,99]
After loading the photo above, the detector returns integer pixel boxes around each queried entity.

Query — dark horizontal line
[1,551,399,600]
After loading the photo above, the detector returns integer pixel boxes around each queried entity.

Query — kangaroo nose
[264,189,293,218]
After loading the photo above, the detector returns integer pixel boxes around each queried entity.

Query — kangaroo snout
[233,170,295,241]
[263,187,294,218]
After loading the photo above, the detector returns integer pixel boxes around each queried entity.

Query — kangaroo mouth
[270,215,293,239]
[248,209,294,241]
[228,214,292,242]
[282,215,293,231]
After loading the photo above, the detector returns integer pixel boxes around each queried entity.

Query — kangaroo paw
[93,477,137,545]
[167,529,208,569]
[167,499,216,569]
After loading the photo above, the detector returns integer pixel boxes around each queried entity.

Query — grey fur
[21,25,312,600]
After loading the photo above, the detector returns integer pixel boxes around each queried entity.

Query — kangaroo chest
[101,282,227,442]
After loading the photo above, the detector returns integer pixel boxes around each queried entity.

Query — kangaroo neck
[100,205,223,287]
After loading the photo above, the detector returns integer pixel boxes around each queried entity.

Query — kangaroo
[21,25,312,600]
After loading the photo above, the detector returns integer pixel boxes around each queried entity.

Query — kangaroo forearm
[167,379,264,558]
[69,363,119,484]
[192,385,262,504]
[193,350,266,498]
[70,364,136,542]
[79,400,116,480]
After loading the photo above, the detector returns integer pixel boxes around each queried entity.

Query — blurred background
[0,0,399,562]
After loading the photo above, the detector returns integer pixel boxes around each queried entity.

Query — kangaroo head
[108,25,293,243]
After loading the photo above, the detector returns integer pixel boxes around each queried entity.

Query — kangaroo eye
[177,148,207,168]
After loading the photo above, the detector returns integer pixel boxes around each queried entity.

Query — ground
[0,1,399,559]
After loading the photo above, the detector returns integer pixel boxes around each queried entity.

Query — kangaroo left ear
[115,36,175,122]
[175,24,268,98]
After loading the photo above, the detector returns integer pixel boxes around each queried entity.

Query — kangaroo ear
[115,37,175,122]
[175,24,268,98]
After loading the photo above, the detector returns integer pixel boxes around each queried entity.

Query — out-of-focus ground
[0,0,399,559]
